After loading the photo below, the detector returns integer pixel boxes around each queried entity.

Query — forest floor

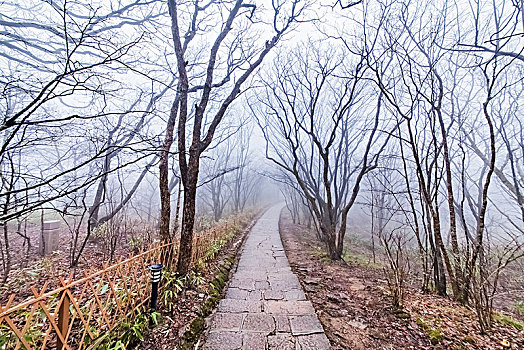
[1,230,131,304]
[279,210,524,350]
[0,215,223,304]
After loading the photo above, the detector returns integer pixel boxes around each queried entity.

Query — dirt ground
[279,210,524,350]
[0,215,228,305]
[0,220,157,304]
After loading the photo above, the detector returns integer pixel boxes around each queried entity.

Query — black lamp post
[148,264,164,311]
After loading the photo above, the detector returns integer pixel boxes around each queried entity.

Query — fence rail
[0,216,246,350]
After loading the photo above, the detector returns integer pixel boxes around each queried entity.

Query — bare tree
[364,0,524,325]
[254,42,389,260]
[199,141,234,222]
[88,79,175,230]
[163,0,309,275]
[0,0,167,221]
[0,0,173,273]
[229,125,258,213]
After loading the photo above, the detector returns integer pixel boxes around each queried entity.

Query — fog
[1,0,523,324]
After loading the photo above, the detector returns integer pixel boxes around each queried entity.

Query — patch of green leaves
[160,269,184,312]
[494,313,524,331]
[95,307,160,350]
[515,301,524,315]
[416,317,444,345]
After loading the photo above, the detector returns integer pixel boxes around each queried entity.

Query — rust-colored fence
[191,219,237,267]
[0,241,175,350]
[0,215,247,350]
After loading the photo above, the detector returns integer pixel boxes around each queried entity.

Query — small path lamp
[148,264,164,312]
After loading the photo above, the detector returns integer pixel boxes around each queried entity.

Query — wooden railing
[0,216,247,349]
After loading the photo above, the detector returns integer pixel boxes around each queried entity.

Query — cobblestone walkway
[203,205,331,349]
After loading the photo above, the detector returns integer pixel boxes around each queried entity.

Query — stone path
[203,205,331,350]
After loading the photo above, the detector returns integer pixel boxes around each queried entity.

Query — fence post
[57,289,70,350]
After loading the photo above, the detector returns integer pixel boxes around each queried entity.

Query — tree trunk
[321,223,342,260]
[172,180,182,236]
[1,222,10,282]
[89,166,109,228]
[431,213,452,296]
[159,98,179,243]
[326,235,340,260]
[434,87,464,301]
[176,160,200,275]
[159,153,171,242]
[433,246,447,295]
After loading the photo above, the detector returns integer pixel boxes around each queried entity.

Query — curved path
[203,205,331,349]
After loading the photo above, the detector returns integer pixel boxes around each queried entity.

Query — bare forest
[1,0,523,349]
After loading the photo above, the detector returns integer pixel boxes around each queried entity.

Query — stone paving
[203,205,331,350]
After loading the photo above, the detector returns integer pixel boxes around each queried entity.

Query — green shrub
[416,318,443,345]
[429,327,444,345]
[494,313,524,331]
